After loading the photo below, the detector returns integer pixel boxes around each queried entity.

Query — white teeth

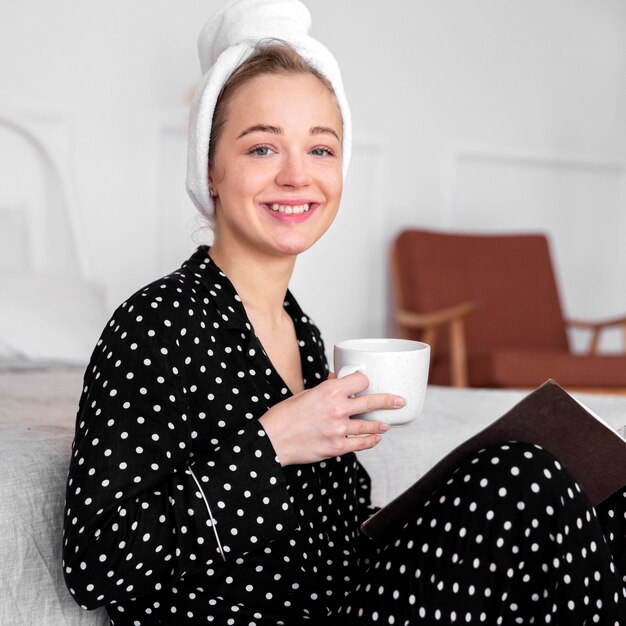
[269,203,311,214]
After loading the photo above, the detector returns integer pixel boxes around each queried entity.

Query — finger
[343,433,383,453]
[327,372,337,380]
[349,419,390,435]
[351,392,405,414]
[334,371,370,395]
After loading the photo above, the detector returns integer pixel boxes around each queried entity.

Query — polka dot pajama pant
[332,442,626,625]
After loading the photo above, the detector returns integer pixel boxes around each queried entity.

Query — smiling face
[209,71,343,261]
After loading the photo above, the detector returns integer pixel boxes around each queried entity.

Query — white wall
[1,0,625,353]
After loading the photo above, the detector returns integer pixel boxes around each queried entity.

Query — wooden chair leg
[422,327,438,363]
[449,318,468,388]
[590,327,601,355]
[422,327,438,384]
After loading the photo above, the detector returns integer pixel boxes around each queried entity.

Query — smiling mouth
[266,203,312,215]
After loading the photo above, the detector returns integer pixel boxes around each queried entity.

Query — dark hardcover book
[361,379,626,542]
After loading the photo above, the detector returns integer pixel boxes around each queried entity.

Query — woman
[63,1,626,624]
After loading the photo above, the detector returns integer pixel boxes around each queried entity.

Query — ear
[208,171,217,198]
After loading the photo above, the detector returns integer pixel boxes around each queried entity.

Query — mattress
[0,366,109,625]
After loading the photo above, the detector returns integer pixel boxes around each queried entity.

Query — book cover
[361,380,626,542]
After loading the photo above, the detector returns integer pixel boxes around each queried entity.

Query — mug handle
[337,364,366,378]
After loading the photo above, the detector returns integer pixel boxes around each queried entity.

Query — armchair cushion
[470,349,626,389]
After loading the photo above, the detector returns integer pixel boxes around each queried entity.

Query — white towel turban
[186,0,352,217]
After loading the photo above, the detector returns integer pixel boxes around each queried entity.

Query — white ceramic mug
[333,338,430,426]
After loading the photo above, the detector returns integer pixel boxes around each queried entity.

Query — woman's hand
[258,372,404,466]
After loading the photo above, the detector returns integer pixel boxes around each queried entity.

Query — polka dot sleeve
[187,424,297,559]
[62,289,299,609]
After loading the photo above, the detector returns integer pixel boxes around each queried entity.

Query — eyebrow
[237,124,340,141]
[237,124,281,138]
[310,125,340,141]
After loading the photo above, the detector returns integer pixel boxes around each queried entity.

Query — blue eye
[310,147,335,157]
[249,145,274,156]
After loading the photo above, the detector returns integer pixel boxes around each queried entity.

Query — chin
[270,232,320,257]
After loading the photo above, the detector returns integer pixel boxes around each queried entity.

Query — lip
[265,199,318,206]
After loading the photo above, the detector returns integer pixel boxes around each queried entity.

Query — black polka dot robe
[63,245,376,624]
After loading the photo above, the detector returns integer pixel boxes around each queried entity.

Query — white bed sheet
[0,367,108,626]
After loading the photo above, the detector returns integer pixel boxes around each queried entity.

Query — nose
[275,152,312,188]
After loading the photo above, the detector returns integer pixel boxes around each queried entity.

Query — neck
[209,237,296,324]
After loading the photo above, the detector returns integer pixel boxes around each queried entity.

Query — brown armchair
[391,229,626,391]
